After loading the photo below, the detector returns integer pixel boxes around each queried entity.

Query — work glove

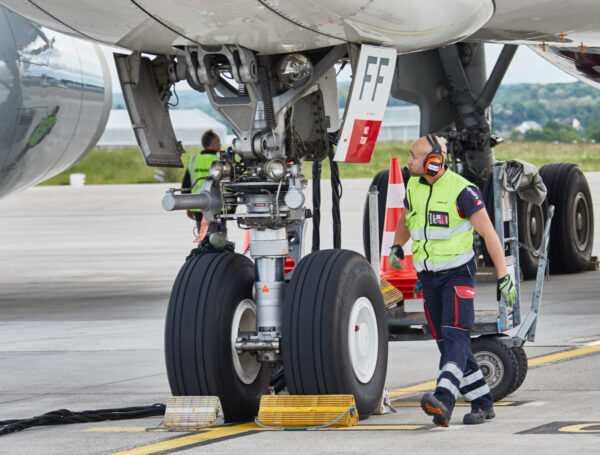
[497,274,517,307]
[389,244,404,270]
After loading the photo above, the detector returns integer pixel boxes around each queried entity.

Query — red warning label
[344,119,382,163]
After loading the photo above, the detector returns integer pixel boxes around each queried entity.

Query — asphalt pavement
[0,174,599,454]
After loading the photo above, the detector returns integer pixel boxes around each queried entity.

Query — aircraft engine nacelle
[0,6,111,199]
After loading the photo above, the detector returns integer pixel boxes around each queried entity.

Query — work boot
[420,393,451,427]
[463,406,496,425]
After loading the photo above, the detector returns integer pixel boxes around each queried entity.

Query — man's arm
[393,209,411,246]
[469,208,507,278]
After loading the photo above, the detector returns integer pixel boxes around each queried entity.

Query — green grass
[39,142,600,186]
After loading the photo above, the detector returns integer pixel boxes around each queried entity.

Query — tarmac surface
[1,174,600,455]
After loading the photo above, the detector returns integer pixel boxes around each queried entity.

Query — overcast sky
[103,43,577,94]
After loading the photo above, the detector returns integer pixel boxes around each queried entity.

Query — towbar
[162,188,211,211]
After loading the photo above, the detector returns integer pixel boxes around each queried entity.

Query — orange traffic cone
[194,219,210,243]
[379,158,421,299]
[242,229,251,258]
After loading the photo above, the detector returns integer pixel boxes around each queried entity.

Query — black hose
[328,133,342,249]
[0,404,165,436]
[312,160,321,252]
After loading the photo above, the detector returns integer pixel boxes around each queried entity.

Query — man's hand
[497,274,517,307]
[389,244,404,270]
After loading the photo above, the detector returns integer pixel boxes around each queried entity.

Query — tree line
[113,81,600,142]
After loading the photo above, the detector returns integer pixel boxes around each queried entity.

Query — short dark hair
[202,129,219,149]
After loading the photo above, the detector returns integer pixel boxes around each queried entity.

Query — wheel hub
[527,203,544,255]
[231,299,261,385]
[348,297,378,384]
[573,192,590,251]
[474,351,504,388]
[357,322,370,357]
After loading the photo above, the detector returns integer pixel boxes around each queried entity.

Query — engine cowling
[0,5,111,199]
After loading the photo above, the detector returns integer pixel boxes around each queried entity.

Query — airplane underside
[0,0,596,421]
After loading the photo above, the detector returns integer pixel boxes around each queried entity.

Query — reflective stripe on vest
[413,250,475,273]
[409,219,473,241]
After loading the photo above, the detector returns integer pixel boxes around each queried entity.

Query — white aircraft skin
[2,0,600,56]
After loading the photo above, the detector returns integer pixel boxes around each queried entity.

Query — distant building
[380,106,420,142]
[97,109,228,149]
[515,121,542,133]
[554,117,582,130]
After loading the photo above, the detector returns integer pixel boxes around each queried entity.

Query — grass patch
[39,141,600,186]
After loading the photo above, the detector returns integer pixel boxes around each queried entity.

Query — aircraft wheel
[518,198,548,280]
[282,249,388,418]
[165,250,271,422]
[508,345,528,395]
[539,163,594,273]
[471,336,518,401]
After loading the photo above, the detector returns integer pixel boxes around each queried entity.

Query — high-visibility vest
[405,170,476,272]
[188,151,217,212]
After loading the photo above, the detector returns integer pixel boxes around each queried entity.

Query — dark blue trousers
[419,258,493,414]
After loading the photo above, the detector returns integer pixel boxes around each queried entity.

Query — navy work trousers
[418,257,493,414]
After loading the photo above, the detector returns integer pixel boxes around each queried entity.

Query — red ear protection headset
[423,135,444,177]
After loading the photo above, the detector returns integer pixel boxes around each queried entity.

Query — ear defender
[423,135,444,177]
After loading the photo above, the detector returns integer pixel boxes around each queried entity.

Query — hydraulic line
[328,133,342,249]
[312,160,322,252]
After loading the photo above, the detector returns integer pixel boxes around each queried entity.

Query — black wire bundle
[312,160,322,252]
[328,133,342,249]
[0,404,165,436]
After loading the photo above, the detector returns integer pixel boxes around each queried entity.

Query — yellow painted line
[388,380,436,399]
[107,423,259,455]
[85,427,162,433]
[559,423,600,433]
[392,401,515,407]
[388,344,600,399]
[527,344,600,366]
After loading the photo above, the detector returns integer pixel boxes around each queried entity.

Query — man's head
[202,129,221,151]
[407,135,447,179]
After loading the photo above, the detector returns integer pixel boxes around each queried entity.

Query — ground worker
[389,135,517,426]
[181,129,226,239]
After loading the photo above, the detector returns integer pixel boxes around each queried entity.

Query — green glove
[497,274,517,307]
[389,244,404,270]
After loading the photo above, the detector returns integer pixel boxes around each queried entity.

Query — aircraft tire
[471,336,519,401]
[282,249,388,418]
[518,198,548,280]
[539,163,594,274]
[508,345,528,395]
[165,250,271,422]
